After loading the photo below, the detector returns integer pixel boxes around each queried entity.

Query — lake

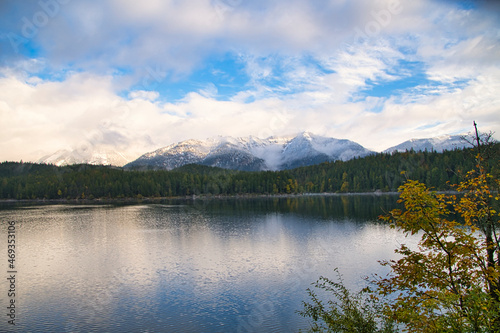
[0,195,415,332]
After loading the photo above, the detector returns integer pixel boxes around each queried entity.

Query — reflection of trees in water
[175,195,400,222]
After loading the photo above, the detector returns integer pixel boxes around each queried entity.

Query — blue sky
[0,0,499,162]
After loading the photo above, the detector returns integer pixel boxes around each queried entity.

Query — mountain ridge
[124,132,374,171]
[37,132,473,169]
[383,135,468,153]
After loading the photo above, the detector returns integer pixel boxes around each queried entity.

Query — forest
[0,145,498,200]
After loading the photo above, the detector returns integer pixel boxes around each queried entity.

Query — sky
[0,0,499,162]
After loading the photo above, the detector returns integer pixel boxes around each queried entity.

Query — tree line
[0,145,498,200]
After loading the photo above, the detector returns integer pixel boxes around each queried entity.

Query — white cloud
[346,71,500,151]
[0,71,292,161]
[128,90,159,101]
[0,72,158,161]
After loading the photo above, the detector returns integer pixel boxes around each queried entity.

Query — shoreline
[0,190,462,206]
[0,191,406,206]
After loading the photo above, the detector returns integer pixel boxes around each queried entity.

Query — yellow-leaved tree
[300,124,500,332]
[378,179,499,332]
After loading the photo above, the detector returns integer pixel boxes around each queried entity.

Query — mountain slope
[125,132,374,171]
[383,135,467,153]
[37,145,134,167]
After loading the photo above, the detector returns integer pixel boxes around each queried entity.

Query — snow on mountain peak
[383,135,468,153]
[37,132,473,170]
[37,145,136,167]
[125,133,374,171]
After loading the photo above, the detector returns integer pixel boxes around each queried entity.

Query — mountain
[37,133,472,170]
[37,145,134,167]
[383,135,468,154]
[279,132,374,169]
[124,132,374,171]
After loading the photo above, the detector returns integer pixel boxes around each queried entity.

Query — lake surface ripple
[0,195,415,332]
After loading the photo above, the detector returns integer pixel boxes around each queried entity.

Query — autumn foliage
[301,130,500,332]
[378,177,499,332]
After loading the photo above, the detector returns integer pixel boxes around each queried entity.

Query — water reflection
[183,193,400,221]
[0,195,410,332]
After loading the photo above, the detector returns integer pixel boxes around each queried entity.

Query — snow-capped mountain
[383,135,468,154]
[125,132,374,171]
[125,137,268,171]
[280,132,375,169]
[37,145,135,167]
[38,132,474,170]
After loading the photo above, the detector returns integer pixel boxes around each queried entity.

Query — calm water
[0,195,414,332]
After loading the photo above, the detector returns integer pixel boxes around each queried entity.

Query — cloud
[0,0,410,74]
[0,0,499,161]
[0,71,157,161]
[128,90,159,101]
